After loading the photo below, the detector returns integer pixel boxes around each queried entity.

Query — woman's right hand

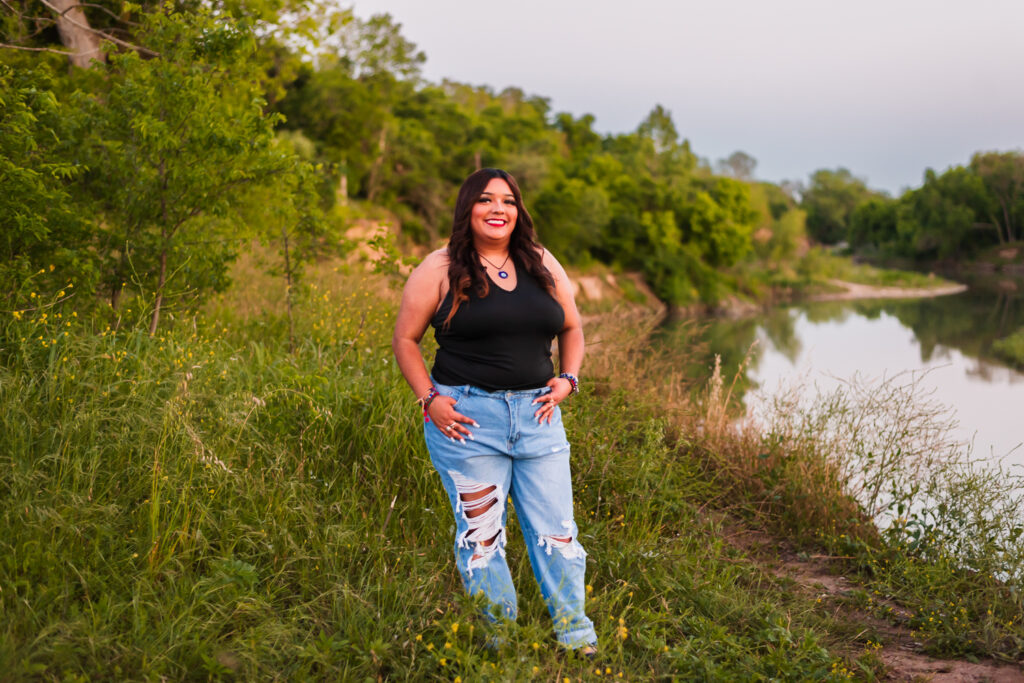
[427,395,478,443]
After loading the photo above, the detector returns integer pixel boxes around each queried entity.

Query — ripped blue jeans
[424,381,596,648]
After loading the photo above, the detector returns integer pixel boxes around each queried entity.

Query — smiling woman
[391,168,597,654]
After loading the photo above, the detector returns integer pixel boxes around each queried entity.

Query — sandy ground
[813,279,968,302]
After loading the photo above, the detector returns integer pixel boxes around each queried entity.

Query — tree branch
[37,0,159,57]
[0,42,72,55]
[70,2,142,26]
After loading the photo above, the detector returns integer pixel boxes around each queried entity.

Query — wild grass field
[2,254,1022,681]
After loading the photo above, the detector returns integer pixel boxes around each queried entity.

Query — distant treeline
[2,1,1018,330]
[802,154,1024,260]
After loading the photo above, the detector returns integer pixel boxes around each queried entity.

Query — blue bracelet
[558,372,579,394]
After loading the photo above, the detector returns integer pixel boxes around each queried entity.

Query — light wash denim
[424,381,596,648]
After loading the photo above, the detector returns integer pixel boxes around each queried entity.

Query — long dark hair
[444,168,555,326]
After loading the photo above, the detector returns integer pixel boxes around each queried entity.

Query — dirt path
[779,553,1023,682]
[725,524,1024,682]
[813,279,968,302]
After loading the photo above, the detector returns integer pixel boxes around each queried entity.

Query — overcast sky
[349,0,1023,195]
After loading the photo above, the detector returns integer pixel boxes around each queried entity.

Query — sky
[349,0,1024,196]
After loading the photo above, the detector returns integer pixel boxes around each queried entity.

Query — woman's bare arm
[391,250,447,400]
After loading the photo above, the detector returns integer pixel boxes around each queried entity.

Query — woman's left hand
[532,376,573,424]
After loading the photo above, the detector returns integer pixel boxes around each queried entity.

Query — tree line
[3,0,1018,334]
[802,153,1024,261]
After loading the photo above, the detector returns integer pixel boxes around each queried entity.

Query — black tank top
[430,261,565,391]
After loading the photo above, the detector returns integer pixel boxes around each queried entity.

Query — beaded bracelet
[558,372,579,395]
[417,387,440,422]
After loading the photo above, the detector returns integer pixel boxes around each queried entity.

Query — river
[696,275,1024,470]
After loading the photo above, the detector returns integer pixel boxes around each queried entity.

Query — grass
[802,250,953,290]
[1,252,1022,679]
[728,248,956,309]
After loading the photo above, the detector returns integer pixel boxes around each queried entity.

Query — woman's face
[469,178,518,247]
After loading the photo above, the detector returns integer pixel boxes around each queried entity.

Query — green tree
[971,151,1024,244]
[716,150,757,181]
[848,197,901,255]
[748,182,807,263]
[685,177,757,268]
[801,168,875,244]
[71,9,302,332]
[898,167,989,259]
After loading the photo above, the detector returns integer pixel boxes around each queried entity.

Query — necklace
[478,251,511,279]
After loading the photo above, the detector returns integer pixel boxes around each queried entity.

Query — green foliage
[715,150,757,181]
[688,177,758,268]
[66,9,307,330]
[801,168,876,245]
[970,150,1024,244]
[0,62,96,300]
[747,182,807,263]
[992,327,1024,369]
[848,153,1024,262]
[276,69,762,306]
[897,167,990,259]
[848,196,901,255]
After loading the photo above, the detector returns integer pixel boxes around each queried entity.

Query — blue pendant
[498,271,509,279]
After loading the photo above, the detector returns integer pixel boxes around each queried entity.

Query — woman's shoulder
[413,248,450,276]
[537,246,567,278]
[404,248,450,305]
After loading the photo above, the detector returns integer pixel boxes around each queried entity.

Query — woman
[392,168,597,652]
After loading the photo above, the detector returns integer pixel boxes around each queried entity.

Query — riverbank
[2,252,1022,679]
[570,265,968,321]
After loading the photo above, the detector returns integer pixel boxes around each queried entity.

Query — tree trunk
[46,0,105,68]
[1000,198,1014,244]
[366,125,388,202]
[337,168,348,206]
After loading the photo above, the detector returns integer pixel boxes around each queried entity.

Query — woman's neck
[473,241,510,261]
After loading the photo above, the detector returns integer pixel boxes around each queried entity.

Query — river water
[698,275,1024,470]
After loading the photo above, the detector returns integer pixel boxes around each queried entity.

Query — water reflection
[690,276,1024,468]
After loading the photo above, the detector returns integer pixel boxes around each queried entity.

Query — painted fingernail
[472,422,481,428]
[467,432,475,441]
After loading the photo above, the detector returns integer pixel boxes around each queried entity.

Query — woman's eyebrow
[479,191,515,199]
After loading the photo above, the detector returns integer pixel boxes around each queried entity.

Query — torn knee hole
[460,485,497,519]
[538,526,587,560]
[471,531,502,560]
[448,471,507,574]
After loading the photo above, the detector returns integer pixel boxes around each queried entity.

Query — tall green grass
[2,255,1020,679]
[1,264,879,680]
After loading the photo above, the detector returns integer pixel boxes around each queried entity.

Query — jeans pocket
[432,380,467,404]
